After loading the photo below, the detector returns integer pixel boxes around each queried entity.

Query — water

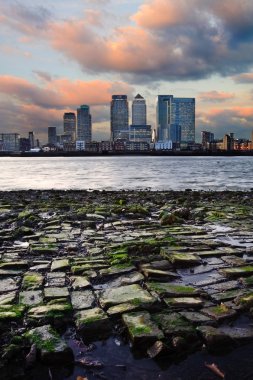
[0,156,252,191]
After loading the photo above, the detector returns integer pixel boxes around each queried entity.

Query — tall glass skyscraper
[63,112,76,142]
[110,95,129,141]
[132,94,146,125]
[76,105,92,143]
[157,95,195,143]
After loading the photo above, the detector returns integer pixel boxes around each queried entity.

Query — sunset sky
[0,0,253,143]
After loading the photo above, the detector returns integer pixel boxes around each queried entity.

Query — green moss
[25,330,58,352]
[109,253,129,265]
[130,325,152,335]
[81,315,102,324]
[22,272,43,290]
[130,298,142,306]
[210,304,230,315]
[18,210,33,219]
[0,305,25,320]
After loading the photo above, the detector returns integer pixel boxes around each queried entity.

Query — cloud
[197,106,253,140]
[198,91,235,102]
[0,0,51,36]
[0,75,134,142]
[233,73,253,83]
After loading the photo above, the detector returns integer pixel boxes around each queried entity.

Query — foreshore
[0,189,253,379]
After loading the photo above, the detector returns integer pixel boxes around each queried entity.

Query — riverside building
[110,95,129,141]
[63,112,76,142]
[76,105,92,149]
[132,94,146,125]
[157,95,195,144]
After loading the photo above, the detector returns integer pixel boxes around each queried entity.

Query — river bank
[0,190,253,379]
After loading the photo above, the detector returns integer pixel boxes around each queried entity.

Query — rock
[147,340,170,358]
[51,259,70,272]
[75,307,112,340]
[44,287,69,301]
[106,271,144,288]
[122,311,164,347]
[235,292,253,309]
[0,278,20,294]
[141,268,179,281]
[201,304,237,321]
[22,272,44,290]
[179,311,215,325]
[146,282,200,297]
[19,290,43,306]
[197,325,234,352]
[70,290,95,310]
[25,325,73,364]
[221,266,253,278]
[107,302,140,316]
[164,297,204,309]
[45,272,66,287]
[152,312,197,340]
[70,276,91,290]
[99,265,135,279]
[0,291,16,305]
[0,304,25,322]
[161,249,201,267]
[99,284,156,310]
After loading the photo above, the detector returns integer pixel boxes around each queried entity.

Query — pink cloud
[198,91,235,102]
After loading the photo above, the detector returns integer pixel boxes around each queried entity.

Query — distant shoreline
[1,150,253,157]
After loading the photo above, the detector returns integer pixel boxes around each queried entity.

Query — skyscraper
[48,126,57,145]
[132,94,146,125]
[110,95,129,141]
[157,95,195,143]
[76,105,92,143]
[29,131,35,149]
[63,112,76,142]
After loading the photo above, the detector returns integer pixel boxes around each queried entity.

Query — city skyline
[0,0,253,143]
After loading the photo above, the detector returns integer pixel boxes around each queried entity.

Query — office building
[63,112,76,142]
[156,95,195,143]
[0,133,20,151]
[201,131,214,149]
[110,95,129,141]
[129,125,152,143]
[29,131,35,149]
[20,138,30,152]
[48,127,57,145]
[132,94,146,125]
[77,105,92,143]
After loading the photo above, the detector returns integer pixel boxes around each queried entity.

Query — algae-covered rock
[122,311,164,346]
[99,284,156,310]
[201,304,237,321]
[25,324,73,364]
[164,297,204,309]
[75,307,112,340]
[221,266,253,278]
[70,276,91,290]
[0,278,20,293]
[0,291,16,305]
[152,312,197,339]
[44,287,69,301]
[146,282,200,297]
[0,304,25,321]
[27,302,72,321]
[22,272,44,290]
[51,259,70,272]
[161,249,201,267]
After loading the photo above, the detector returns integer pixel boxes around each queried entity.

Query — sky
[0,0,253,143]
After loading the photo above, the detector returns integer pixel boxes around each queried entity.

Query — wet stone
[107,302,140,316]
[122,311,164,346]
[51,259,70,272]
[201,304,237,321]
[99,265,136,279]
[28,303,72,320]
[70,276,91,290]
[46,272,66,287]
[70,290,95,310]
[221,266,253,278]
[106,271,144,288]
[161,249,201,267]
[0,278,20,293]
[19,290,43,306]
[22,272,44,290]
[218,326,253,342]
[0,304,25,321]
[44,287,69,301]
[75,307,112,340]
[197,325,234,352]
[164,297,204,309]
[153,312,196,339]
[25,324,73,364]
[0,291,16,305]
[99,284,156,310]
[202,280,239,295]
[222,256,246,266]
[146,282,200,297]
[179,311,214,325]
[211,288,245,302]
[141,268,179,281]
